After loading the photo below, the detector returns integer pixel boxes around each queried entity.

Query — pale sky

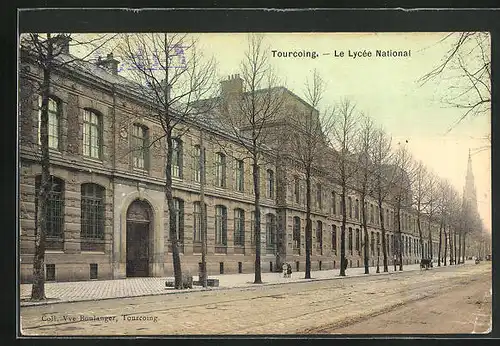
[78,32,492,232]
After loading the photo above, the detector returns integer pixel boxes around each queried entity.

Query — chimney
[96,53,120,75]
[52,35,71,54]
[220,73,243,96]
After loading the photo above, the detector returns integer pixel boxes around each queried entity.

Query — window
[215,205,227,245]
[266,169,274,199]
[331,225,337,253]
[265,213,276,251]
[131,124,148,169]
[331,191,336,215]
[172,198,184,244]
[215,152,226,188]
[193,145,206,183]
[38,96,60,150]
[294,176,300,203]
[234,209,245,246]
[193,202,207,243]
[355,229,360,252]
[370,231,375,255]
[316,221,323,247]
[385,209,389,228]
[81,183,105,250]
[355,199,359,220]
[376,232,380,255]
[171,138,183,178]
[348,197,352,218]
[348,227,353,254]
[370,204,374,224]
[293,216,301,249]
[35,176,64,249]
[375,205,379,224]
[235,159,244,192]
[83,109,102,159]
[316,183,322,209]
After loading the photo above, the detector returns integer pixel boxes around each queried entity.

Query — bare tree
[423,172,440,262]
[354,115,376,274]
[215,34,285,284]
[412,160,429,261]
[418,32,491,133]
[369,128,396,272]
[20,33,115,300]
[118,33,218,289]
[288,69,335,279]
[392,144,416,271]
[330,99,360,276]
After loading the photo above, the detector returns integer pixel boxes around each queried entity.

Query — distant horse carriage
[420,258,433,270]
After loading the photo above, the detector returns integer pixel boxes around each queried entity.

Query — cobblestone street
[20,262,491,335]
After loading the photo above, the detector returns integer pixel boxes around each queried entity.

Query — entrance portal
[126,200,152,277]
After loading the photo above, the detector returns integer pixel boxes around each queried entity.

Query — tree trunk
[396,205,403,271]
[31,62,52,301]
[457,230,462,264]
[362,195,369,274]
[462,233,466,263]
[428,221,433,261]
[449,228,454,265]
[340,184,347,276]
[378,197,388,272]
[444,226,448,266]
[438,224,442,266]
[305,167,312,279]
[165,129,183,289]
[199,133,207,288]
[417,213,424,260]
[253,157,262,284]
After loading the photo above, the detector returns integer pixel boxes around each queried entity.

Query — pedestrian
[282,262,287,278]
[287,263,292,279]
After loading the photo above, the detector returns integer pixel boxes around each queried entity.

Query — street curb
[20,263,472,307]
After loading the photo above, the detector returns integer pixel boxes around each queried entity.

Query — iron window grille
[35,175,64,249]
[81,183,105,251]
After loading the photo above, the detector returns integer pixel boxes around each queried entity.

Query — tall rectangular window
[267,170,274,199]
[38,96,60,150]
[348,197,352,218]
[215,152,226,188]
[331,225,337,252]
[235,159,244,192]
[294,176,300,203]
[331,191,336,215]
[81,183,105,250]
[171,138,183,178]
[293,216,301,249]
[348,227,353,254]
[215,205,227,245]
[132,124,148,169]
[316,183,322,209]
[266,214,276,251]
[193,202,206,243]
[234,209,245,246]
[173,198,184,243]
[83,109,102,159]
[355,229,360,252]
[370,204,375,224]
[355,199,359,220]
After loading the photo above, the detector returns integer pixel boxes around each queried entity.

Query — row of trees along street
[20,33,487,300]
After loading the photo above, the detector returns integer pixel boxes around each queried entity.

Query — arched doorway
[126,200,152,277]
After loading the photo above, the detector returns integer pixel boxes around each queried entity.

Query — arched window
[83,109,103,159]
[215,205,227,245]
[171,138,183,178]
[172,198,184,246]
[234,208,245,246]
[331,225,337,253]
[132,123,149,170]
[35,175,65,249]
[266,169,274,199]
[81,183,105,251]
[265,213,276,252]
[215,152,226,188]
[193,201,207,243]
[38,96,61,150]
[293,216,301,250]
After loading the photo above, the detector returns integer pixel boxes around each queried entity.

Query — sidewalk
[20,261,472,307]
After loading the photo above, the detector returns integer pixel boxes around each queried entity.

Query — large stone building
[19,39,441,283]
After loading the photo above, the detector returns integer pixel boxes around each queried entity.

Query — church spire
[463,148,478,214]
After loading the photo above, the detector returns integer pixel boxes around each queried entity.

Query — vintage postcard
[18,26,491,336]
